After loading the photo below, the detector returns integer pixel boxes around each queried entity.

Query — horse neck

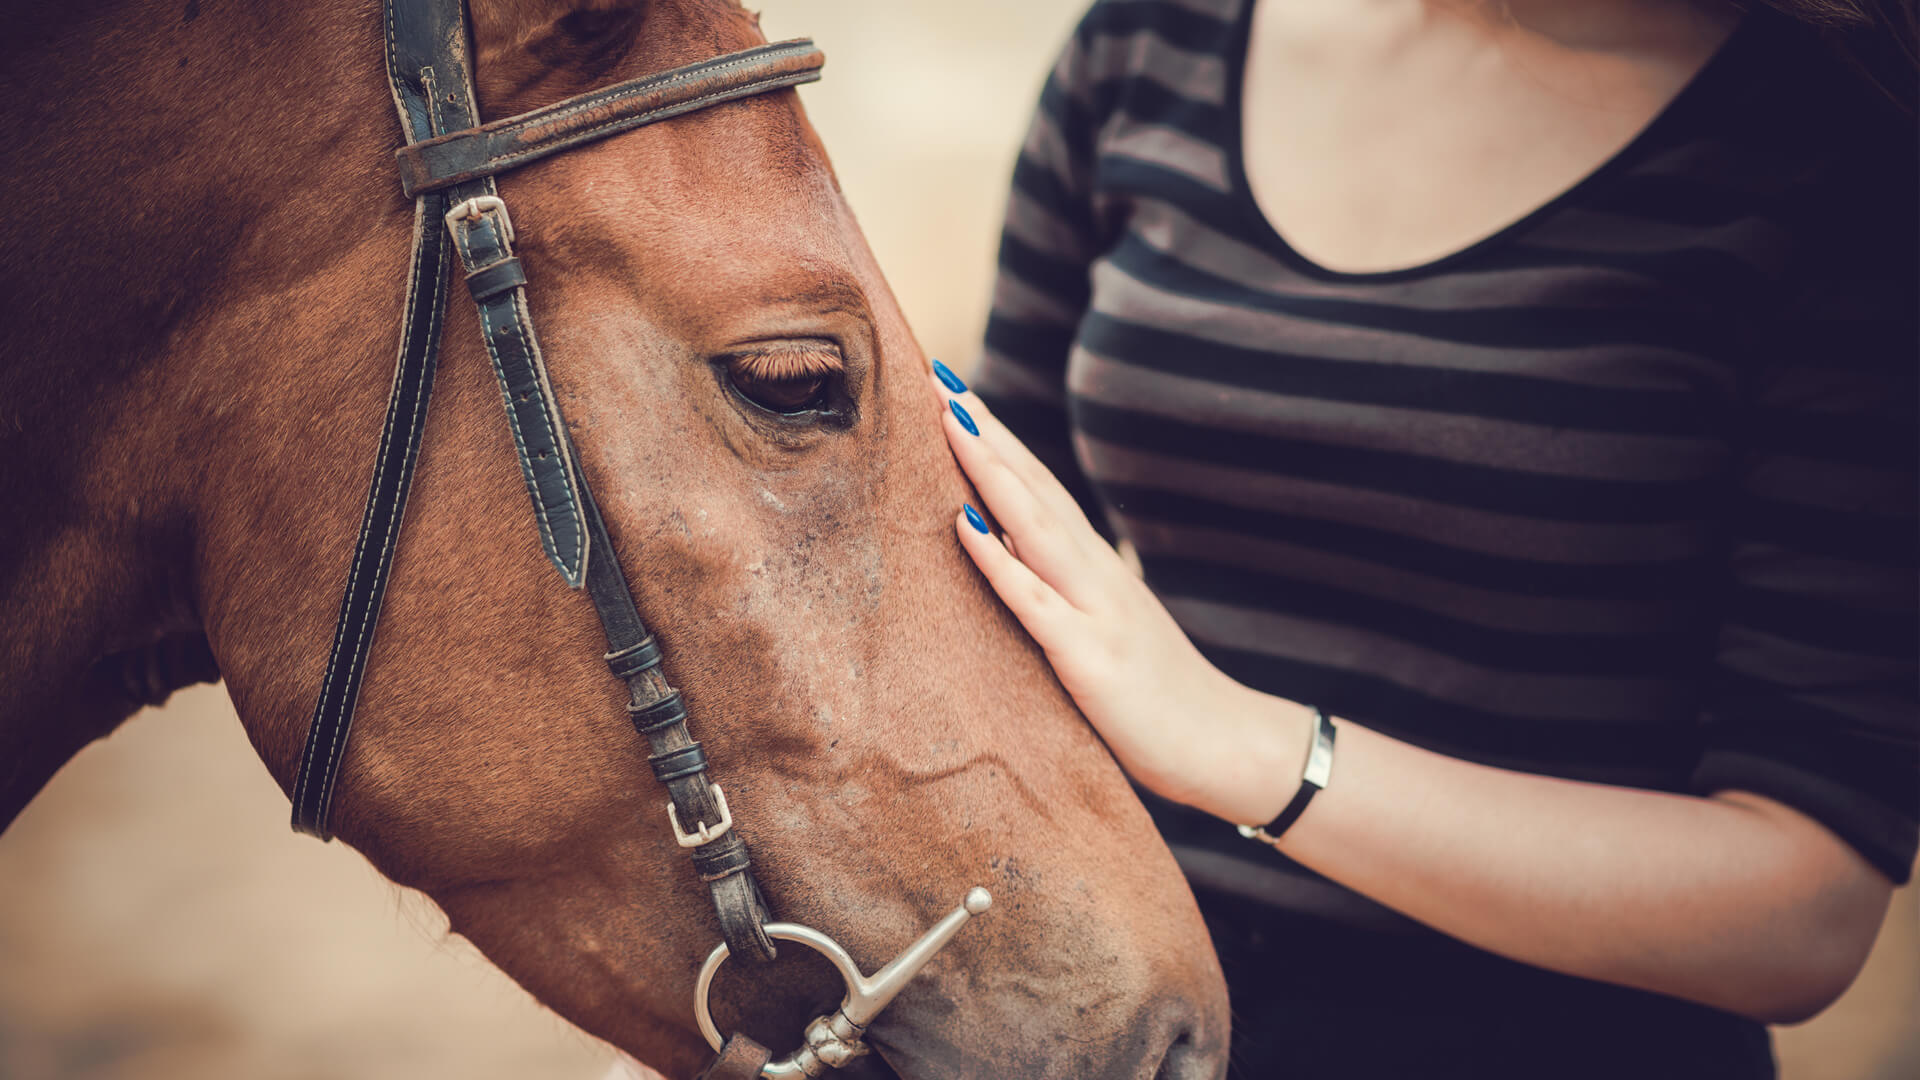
[0,1,390,825]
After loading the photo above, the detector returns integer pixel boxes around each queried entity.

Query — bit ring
[694,924,869,1057]
[694,889,992,1078]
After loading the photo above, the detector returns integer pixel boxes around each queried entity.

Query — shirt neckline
[1221,2,1763,284]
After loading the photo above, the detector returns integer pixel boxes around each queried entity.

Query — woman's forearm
[932,377,1895,1024]
[1221,691,1893,1024]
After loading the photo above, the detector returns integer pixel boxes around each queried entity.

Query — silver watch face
[1304,712,1337,790]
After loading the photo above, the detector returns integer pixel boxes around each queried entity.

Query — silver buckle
[444,194,514,245]
[668,784,732,847]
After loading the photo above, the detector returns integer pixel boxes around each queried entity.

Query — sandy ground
[4,2,1914,1077]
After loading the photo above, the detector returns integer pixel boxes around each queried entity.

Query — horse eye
[729,371,828,414]
[726,363,833,416]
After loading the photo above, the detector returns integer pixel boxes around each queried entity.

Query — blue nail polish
[964,504,989,534]
[949,398,979,437]
[932,358,968,394]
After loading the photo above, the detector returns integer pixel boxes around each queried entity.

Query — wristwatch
[1237,706,1336,846]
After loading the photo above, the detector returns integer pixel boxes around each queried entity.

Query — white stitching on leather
[303,3,434,829]
[296,194,443,831]
[490,43,812,133]
[312,223,445,832]
[455,200,571,579]
[457,70,819,180]
[508,282,587,586]
[303,31,803,832]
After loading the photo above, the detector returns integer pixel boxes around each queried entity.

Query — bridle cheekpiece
[289,3,991,1076]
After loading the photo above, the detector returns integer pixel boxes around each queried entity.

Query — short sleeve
[1691,140,1919,883]
[972,11,1113,530]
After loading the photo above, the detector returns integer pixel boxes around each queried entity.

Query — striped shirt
[974,0,1918,930]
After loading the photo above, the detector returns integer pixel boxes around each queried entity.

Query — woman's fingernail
[932,358,968,394]
[949,398,979,436]
[964,504,989,534]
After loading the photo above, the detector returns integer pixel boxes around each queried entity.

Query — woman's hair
[1754,0,1919,110]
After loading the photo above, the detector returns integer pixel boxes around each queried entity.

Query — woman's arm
[1240,706,1890,1025]
[934,375,1896,1024]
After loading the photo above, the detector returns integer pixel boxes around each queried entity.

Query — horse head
[0,1,1229,1075]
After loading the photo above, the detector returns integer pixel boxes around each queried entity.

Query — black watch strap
[1238,707,1336,845]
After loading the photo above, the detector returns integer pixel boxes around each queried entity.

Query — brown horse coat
[0,2,1229,1076]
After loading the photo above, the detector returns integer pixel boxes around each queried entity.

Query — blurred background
[2,2,1913,1078]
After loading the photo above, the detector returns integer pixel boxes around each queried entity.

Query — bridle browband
[289,3,990,1076]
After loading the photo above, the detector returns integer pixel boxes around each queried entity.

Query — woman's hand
[930,366,1311,825]
[930,361,1897,1022]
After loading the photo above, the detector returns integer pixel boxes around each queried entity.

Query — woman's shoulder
[1055,0,1248,94]
[1698,9,1915,168]
[1621,8,1915,296]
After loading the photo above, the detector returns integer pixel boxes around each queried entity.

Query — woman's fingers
[954,506,1075,643]
[927,366,1095,535]
[927,361,1141,617]
[941,395,1100,604]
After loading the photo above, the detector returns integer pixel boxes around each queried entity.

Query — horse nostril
[1151,1024,1218,1080]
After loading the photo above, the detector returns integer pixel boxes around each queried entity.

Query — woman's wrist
[1187,681,1316,826]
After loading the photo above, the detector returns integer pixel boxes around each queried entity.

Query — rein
[288,3,990,1075]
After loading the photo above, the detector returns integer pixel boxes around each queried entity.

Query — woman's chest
[1062,213,1769,569]
[1236,0,1741,275]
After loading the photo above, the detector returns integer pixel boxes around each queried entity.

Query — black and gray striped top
[973,0,1918,894]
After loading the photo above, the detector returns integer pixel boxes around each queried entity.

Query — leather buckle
[669,783,733,847]
[445,194,515,245]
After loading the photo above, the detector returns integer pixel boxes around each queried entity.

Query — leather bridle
[289,3,989,1076]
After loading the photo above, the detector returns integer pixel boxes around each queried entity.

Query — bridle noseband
[289,3,990,1075]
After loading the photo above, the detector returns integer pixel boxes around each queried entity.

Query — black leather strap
[649,743,709,783]
[287,0,461,837]
[1257,708,1336,839]
[579,480,777,962]
[295,0,795,968]
[289,191,449,838]
[1259,762,1323,839]
[698,1033,774,1080]
[606,636,663,678]
[446,197,589,586]
[395,39,825,197]
[464,256,526,302]
[629,690,689,732]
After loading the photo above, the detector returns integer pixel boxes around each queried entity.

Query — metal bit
[694,888,995,1078]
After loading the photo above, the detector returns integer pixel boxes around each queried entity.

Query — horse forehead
[468,0,769,114]
[530,116,845,242]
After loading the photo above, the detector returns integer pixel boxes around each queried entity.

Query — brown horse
[0,0,1229,1076]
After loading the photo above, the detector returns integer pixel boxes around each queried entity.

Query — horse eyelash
[727,348,843,382]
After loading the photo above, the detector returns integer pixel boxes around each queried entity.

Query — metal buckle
[444,194,514,245]
[695,888,994,1077]
[668,784,733,847]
